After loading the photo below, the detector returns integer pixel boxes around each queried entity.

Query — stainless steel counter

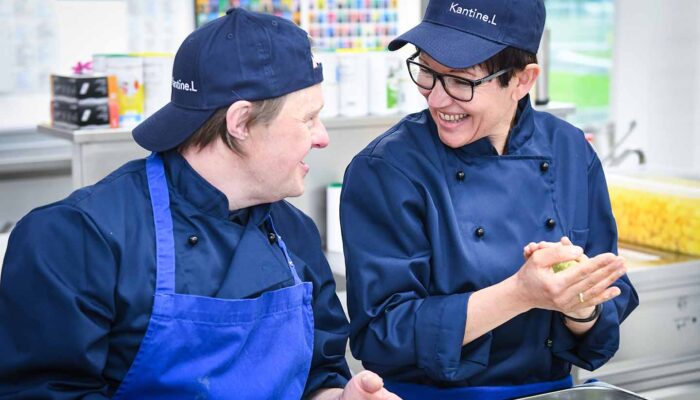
[36,124,149,189]
[0,129,70,177]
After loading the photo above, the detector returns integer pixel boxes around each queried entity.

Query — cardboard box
[51,74,110,102]
[51,100,112,129]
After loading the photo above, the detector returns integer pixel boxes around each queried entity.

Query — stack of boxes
[50,53,174,130]
[50,74,118,130]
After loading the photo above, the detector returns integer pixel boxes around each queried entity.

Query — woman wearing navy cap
[0,9,399,400]
[340,0,639,398]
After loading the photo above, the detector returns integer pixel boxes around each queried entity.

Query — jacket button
[545,218,556,229]
[268,232,277,244]
[475,227,485,238]
[545,338,553,348]
[456,171,465,181]
[540,161,550,172]
[187,235,199,246]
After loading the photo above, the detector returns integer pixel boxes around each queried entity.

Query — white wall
[0,0,194,132]
[0,0,422,235]
[612,0,700,175]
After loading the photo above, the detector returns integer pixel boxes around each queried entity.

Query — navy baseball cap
[389,0,545,69]
[133,8,323,152]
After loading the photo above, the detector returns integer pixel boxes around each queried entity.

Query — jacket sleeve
[341,155,475,382]
[296,216,352,397]
[0,205,115,399]
[550,154,640,370]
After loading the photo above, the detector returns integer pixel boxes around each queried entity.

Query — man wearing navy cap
[0,8,398,399]
[341,0,638,399]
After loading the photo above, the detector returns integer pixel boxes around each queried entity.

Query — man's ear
[225,101,253,141]
[513,63,541,101]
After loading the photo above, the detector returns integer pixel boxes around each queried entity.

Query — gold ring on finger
[578,292,585,303]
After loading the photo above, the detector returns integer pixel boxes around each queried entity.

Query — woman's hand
[515,237,626,317]
[461,236,625,344]
[310,371,401,400]
[523,236,581,260]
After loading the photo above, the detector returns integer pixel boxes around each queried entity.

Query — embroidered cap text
[172,79,198,92]
[449,2,498,26]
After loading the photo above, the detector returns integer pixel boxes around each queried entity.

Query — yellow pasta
[609,185,700,256]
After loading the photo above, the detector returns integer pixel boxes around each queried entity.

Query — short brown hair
[177,95,288,155]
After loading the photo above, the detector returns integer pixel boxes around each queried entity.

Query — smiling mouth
[438,111,469,122]
[299,160,309,172]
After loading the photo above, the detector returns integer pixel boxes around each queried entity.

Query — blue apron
[384,375,573,400]
[113,153,314,399]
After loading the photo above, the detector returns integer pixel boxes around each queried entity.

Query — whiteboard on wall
[0,0,194,133]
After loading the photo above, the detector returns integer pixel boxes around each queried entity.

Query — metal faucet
[601,120,646,167]
[608,148,646,167]
[0,221,13,234]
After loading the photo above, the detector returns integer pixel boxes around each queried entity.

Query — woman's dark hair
[480,46,538,87]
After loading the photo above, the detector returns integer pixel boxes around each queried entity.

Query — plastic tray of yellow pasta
[607,173,700,257]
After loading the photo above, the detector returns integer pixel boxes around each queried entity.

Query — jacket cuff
[304,372,349,399]
[551,301,620,371]
[415,292,491,381]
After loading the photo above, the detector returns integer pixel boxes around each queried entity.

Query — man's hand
[340,371,401,400]
[310,371,401,400]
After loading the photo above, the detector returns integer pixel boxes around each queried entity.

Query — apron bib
[113,153,314,399]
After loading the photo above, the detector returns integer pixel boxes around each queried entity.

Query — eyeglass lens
[407,62,474,101]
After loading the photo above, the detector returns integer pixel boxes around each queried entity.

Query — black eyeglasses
[406,52,512,102]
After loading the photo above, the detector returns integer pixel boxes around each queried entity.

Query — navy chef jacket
[340,96,639,387]
[0,150,351,398]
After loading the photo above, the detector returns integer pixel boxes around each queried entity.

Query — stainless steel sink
[518,383,648,399]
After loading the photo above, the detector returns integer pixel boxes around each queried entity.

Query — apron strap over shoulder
[145,153,176,294]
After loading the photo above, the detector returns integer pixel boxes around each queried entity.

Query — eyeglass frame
[406,51,512,102]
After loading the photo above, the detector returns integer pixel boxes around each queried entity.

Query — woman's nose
[426,80,453,109]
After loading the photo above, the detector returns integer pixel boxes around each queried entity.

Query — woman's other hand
[522,236,583,261]
[515,240,625,316]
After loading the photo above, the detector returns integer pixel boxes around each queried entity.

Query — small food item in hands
[552,260,579,273]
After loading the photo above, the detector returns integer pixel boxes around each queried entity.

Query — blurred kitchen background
[0,1,698,399]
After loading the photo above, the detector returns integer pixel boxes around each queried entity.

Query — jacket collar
[161,150,271,224]
[504,94,536,155]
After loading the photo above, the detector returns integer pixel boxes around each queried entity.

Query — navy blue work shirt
[340,96,639,387]
[0,150,351,398]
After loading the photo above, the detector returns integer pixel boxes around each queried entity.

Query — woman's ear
[225,101,253,141]
[513,63,541,101]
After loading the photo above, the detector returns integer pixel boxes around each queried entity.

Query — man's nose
[312,120,329,149]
